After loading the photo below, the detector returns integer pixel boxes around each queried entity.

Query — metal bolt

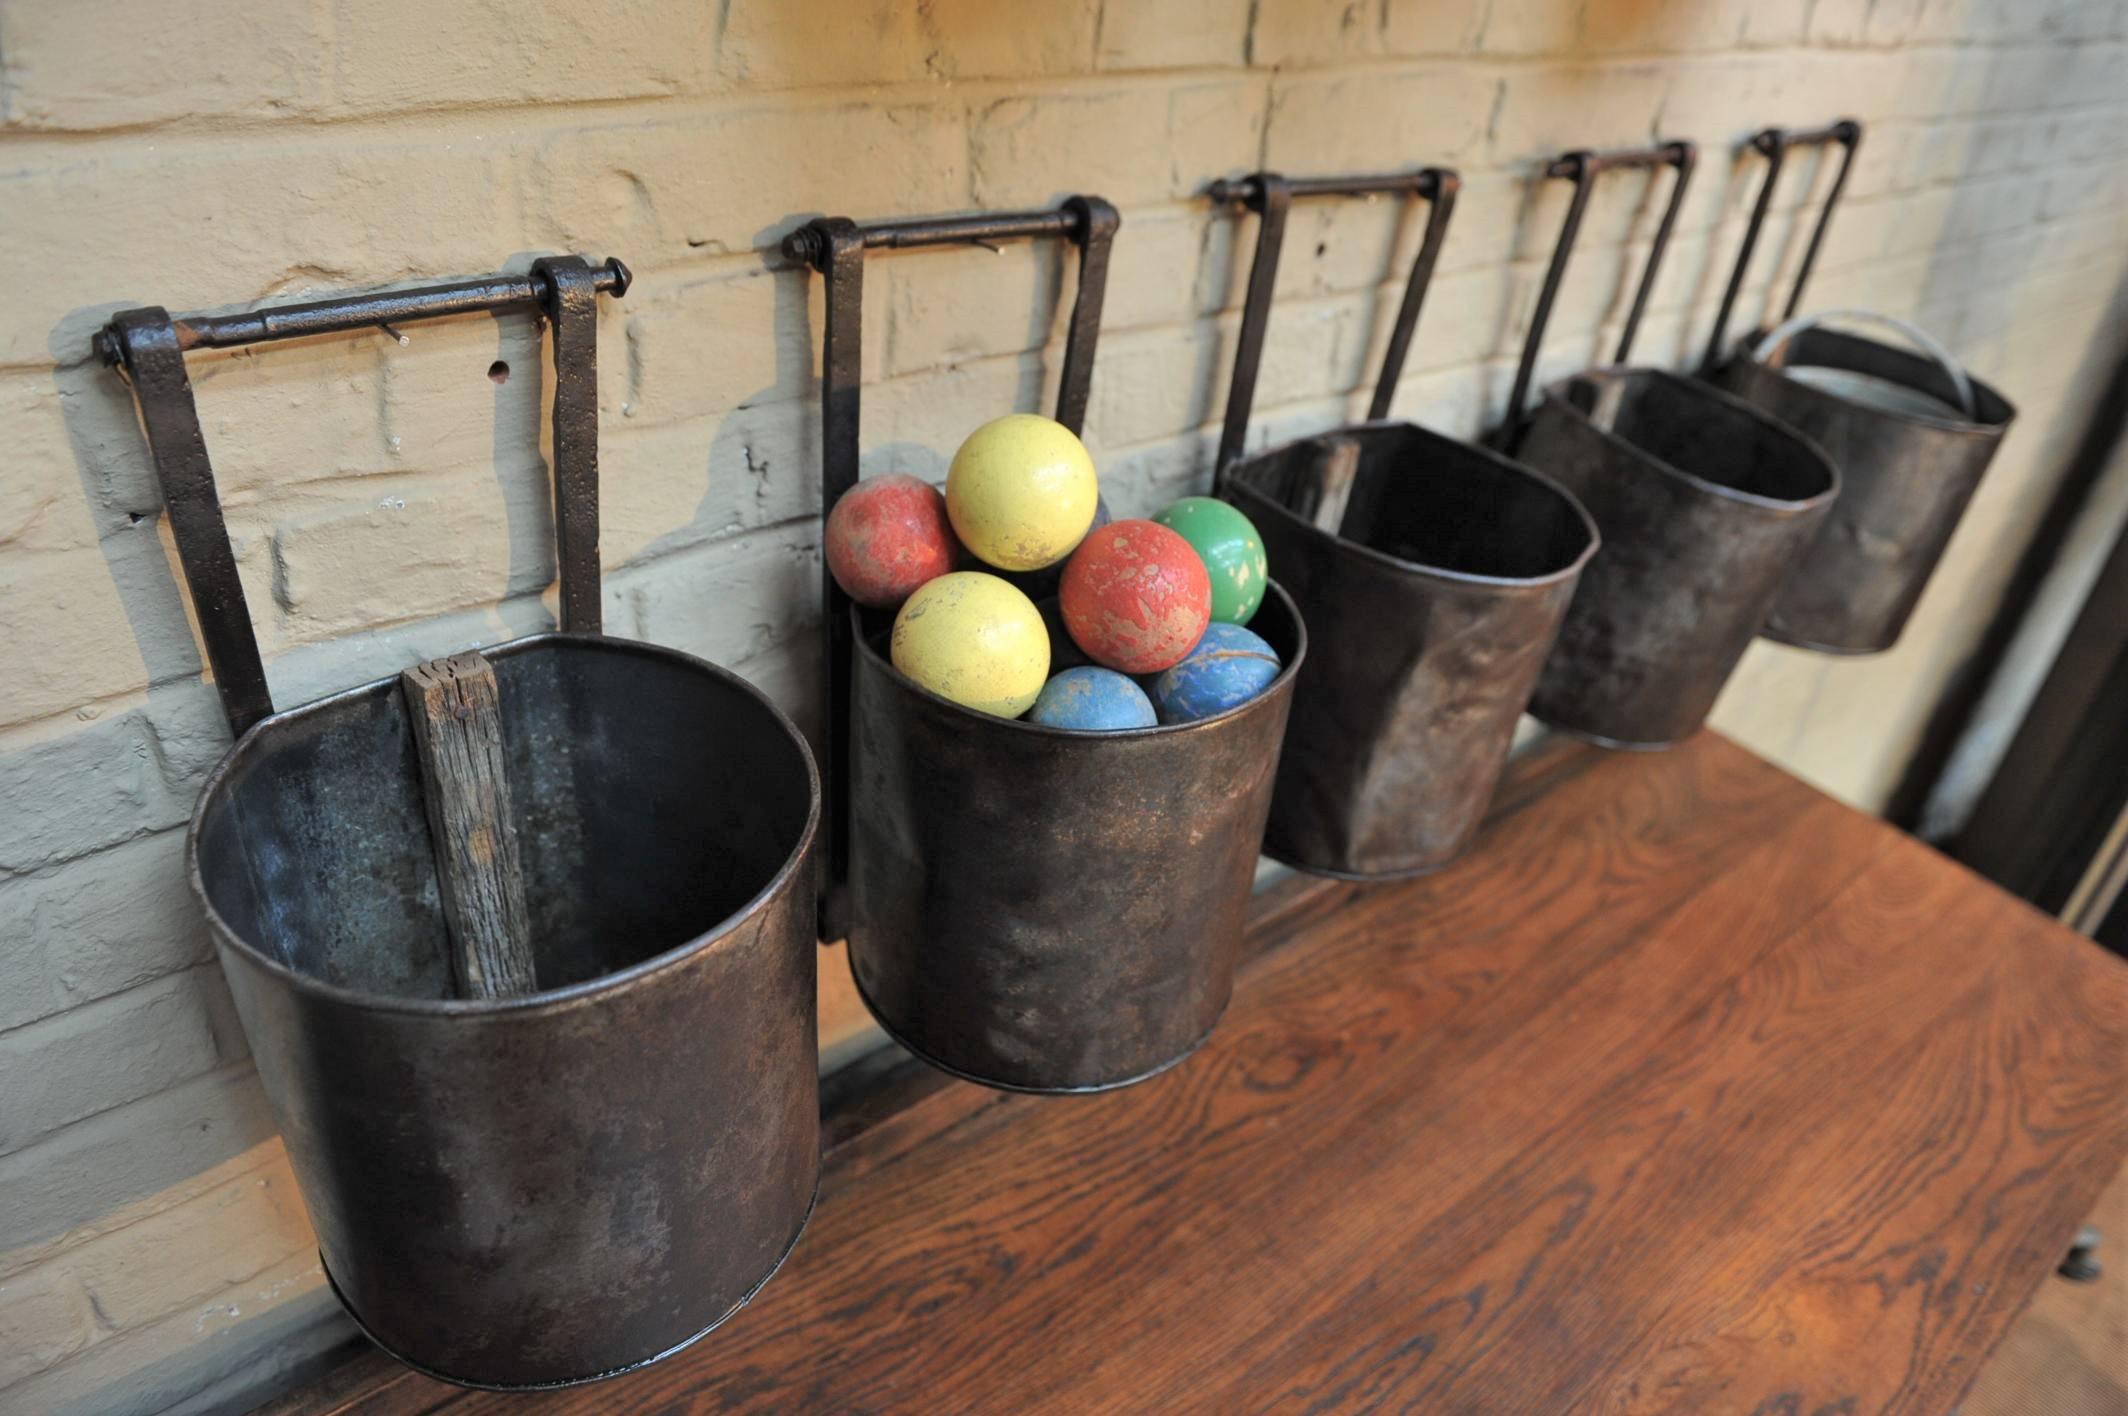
[781,226,824,267]
[603,257,634,299]
[2059,1225,2102,1283]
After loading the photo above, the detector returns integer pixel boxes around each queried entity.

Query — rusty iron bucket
[1716,310,2016,653]
[787,201,1303,1091]
[1516,368,1840,747]
[99,261,822,1390]
[1208,170,1598,879]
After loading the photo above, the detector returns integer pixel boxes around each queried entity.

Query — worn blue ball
[1152,623,1281,724]
[1027,666,1158,731]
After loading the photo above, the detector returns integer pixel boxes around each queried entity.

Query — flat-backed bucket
[98,260,822,1390]
[1210,169,1599,878]
[1716,310,2016,653]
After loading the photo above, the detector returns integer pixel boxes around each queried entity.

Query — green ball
[1154,496,1268,625]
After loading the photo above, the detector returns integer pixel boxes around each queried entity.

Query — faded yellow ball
[890,572,1050,718]
[945,413,1100,571]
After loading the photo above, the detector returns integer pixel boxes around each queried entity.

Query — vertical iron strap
[789,198,1119,942]
[1700,120,1864,372]
[1501,141,1696,451]
[107,308,277,737]
[534,256,603,635]
[1211,169,1460,477]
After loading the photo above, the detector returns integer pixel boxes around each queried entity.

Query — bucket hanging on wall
[1209,170,1597,878]
[1697,122,2016,654]
[1500,142,1841,749]
[98,260,822,1390]
[786,200,1303,1092]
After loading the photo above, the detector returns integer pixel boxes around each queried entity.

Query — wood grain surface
[256,732,2128,1415]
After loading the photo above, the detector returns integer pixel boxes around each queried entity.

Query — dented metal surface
[105,261,824,1389]
[844,586,1303,1092]
[1518,369,1840,747]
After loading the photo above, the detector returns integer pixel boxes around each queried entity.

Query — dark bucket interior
[1769,326,2017,429]
[1558,368,1837,504]
[194,636,815,1000]
[1230,422,1594,582]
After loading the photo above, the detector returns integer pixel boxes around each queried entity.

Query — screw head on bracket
[603,258,634,299]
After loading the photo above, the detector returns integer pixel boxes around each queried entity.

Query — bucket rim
[1541,365,1842,517]
[853,579,1307,742]
[185,631,823,1019]
[1731,327,2017,436]
[1225,418,1602,592]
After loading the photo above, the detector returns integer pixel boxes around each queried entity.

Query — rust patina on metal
[1209,167,1598,878]
[98,262,824,1390]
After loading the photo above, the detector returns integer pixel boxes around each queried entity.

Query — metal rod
[787,199,1119,943]
[1500,141,1695,452]
[1211,167,1461,475]
[1700,119,1863,370]
[96,260,631,366]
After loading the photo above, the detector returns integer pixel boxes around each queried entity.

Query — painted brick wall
[2,2,2125,1410]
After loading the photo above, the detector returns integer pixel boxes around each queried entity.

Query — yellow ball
[890,572,1050,718]
[946,413,1099,572]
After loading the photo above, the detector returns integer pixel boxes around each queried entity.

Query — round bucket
[1719,314,2016,653]
[845,584,1304,1092]
[1518,368,1840,748]
[192,634,821,1389]
[1224,421,1597,877]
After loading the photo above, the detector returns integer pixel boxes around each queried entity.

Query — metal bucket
[1518,368,1840,748]
[844,584,1303,1092]
[1224,424,1596,876]
[1718,310,2016,653]
[100,261,822,1390]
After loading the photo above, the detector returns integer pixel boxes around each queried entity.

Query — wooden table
[263,733,2128,1415]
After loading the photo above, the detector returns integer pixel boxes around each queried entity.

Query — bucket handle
[1205,168,1460,479]
[96,257,630,738]
[1699,120,1863,373]
[783,199,1120,944]
[1499,140,1697,453]
[1752,308,1978,419]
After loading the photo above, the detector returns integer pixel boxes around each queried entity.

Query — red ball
[1059,520,1213,674]
[825,474,960,609]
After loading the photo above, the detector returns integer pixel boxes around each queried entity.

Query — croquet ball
[1001,493,1112,602]
[1028,667,1158,731]
[1153,622,1282,724]
[826,474,959,608]
[946,414,1100,572]
[1154,496,1267,626]
[1060,519,1212,674]
[890,572,1049,718]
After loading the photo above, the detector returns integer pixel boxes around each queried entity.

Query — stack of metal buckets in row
[94,117,2012,1391]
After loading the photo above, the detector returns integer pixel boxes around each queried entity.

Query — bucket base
[320,1185,818,1392]
[1537,720,1684,754]
[1260,842,1459,884]
[1759,624,1892,657]
[850,966,1220,1096]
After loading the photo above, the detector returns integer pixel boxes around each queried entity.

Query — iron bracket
[1501,140,1697,451]
[1700,119,1864,371]
[97,257,630,738]
[1207,167,1460,478]
[782,198,1121,943]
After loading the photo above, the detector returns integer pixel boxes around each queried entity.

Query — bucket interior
[1559,369,1835,504]
[193,636,815,1000]
[1232,423,1593,581]
[1769,326,2016,429]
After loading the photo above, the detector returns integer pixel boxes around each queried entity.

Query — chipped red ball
[1059,519,1213,674]
[825,474,960,609]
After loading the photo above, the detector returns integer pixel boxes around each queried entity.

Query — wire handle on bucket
[782,198,1121,943]
[1207,168,1460,478]
[1500,141,1697,453]
[1700,120,1864,372]
[1752,308,1979,419]
[96,257,631,738]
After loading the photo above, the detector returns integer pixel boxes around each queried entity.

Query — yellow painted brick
[1478,0,1585,55]
[600,404,816,570]
[1383,0,1489,55]
[0,0,330,131]
[719,0,1098,89]
[1582,0,1750,52]
[1250,0,1387,67]
[884,239,1072,378]
[1486,62,1668,164]
[970,79,1266,209]
[1740,0,1815,46]
[1104,208,1225,333]
[1097,0,1251,69]
[328,0,712,114]
[0,540,192,731]
[0,1267,97,1388]
[1264,66,1494,174]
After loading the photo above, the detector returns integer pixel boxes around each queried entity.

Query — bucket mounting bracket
[1700,119,1865,371]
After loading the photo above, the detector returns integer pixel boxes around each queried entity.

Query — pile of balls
[824,413,1282,731]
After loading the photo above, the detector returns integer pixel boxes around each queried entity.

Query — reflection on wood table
[259,732,2128,1415]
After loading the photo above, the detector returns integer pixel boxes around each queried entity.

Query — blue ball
[1028,666,1158,731]
[1153,623,1281,724]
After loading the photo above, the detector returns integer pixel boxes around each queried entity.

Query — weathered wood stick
[401,651,537,999]
[1303,433,1361,535]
